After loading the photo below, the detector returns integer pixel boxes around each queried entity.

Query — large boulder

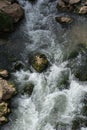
[0,10,13,32]
[0,78,16,101]
[0,0,24,32]
[57,0,82,14]
[2,3,24,23]
[31,53,49,73]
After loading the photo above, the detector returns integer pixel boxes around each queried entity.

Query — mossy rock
[57,70,69,90]
[67,50,79,59]
[72,117,87,130]
[14,61,24,71]
[31,53,49,73]
[23,83,34,96]
[0,10,14,33]
[75,71,87,81]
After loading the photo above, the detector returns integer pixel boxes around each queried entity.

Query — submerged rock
[0,102,10,124]
[75,70,87,81]
[31,53,49,73]
[23,83,34,96]
[55,16,73,24]
[0,78,16,101]
[14,61,24,71]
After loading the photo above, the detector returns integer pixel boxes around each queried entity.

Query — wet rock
[75,70,87,81]
[67,50,79,59]
[0,69,9,79]
[0,0,10,9]
[79,6,87,14]
[14,61,24,71]
[58,70,69,90]
[0,102,10,124]
[0,10,13,32]
[55,16,73,24]
[57,0,86,15]
[69,0,81,5]
[31,53,49,73]
[2,3,24,23]
[69,49,87,81]
[0,116,7,124]
[57,0,67,11]
[72,117,87,130]
[0,102,10,117]
[0,78,16,101]
[23,83,34,96]
[0,0,24,33]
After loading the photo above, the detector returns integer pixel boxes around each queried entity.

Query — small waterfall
[1,0,87,130]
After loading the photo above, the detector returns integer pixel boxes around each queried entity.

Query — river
[1,0,87,130]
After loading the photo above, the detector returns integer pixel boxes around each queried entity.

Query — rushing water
[1,0,87,130]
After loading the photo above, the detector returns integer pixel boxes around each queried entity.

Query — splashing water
[1,0,87,130]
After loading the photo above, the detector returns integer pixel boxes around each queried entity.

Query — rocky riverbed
[0,0,87,130]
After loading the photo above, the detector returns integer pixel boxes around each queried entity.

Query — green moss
[0,10,14,32]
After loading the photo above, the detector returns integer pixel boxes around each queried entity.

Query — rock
[57,0,67,11]
[67,50,79,59]
[31,53,49,73]
[23,83,34,96]
[63,0,80,4]
[0,0,24,33]
[79,6,87,14]
[0,102,10,117]
[14,61,24,71]
[0,69,9,79]
[75,70,87,81]
[0,102,10,124]
[0,10,13,32]
[0,116,7,124]
[69,0,81,5]
[84,1,87,6]
[2,3,24,23]
[55,16,73,24]
[0,0,11,8]
[0,78,16,101]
